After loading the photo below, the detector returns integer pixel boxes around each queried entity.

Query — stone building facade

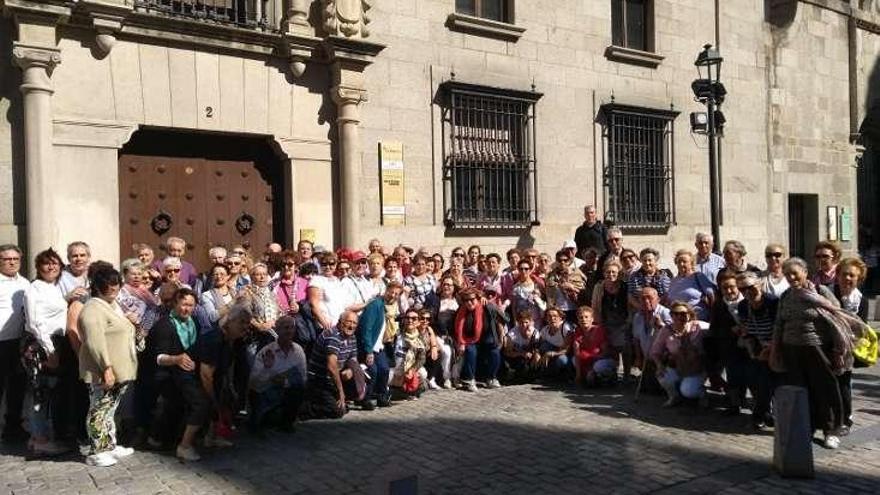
[0,0,877,270]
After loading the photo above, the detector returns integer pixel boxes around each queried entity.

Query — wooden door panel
[119,154,275,274]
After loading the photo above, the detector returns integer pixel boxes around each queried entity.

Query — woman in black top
[149,288,211,462]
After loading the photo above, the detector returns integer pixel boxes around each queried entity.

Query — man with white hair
[150,237,198,287]
[59,241,91,301]
[694,232,725,286]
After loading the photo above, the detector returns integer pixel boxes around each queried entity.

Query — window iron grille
[599,103,678,231]
[439,81,542,230]
[133,0,276,30]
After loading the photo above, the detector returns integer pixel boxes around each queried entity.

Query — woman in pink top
[650,301,707,407]
[273,250,307,315]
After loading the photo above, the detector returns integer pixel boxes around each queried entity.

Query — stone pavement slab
[1,366,879,494]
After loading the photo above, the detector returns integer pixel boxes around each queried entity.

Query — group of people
[0,204,875,467]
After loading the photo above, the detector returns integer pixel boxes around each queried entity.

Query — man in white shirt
[249,319,307,432]
[695,232,725,286]
[0,244,29,441]
[58,241,91,302]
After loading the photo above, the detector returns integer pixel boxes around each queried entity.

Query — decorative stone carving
[322,0,371,38]
[12,43,62,93]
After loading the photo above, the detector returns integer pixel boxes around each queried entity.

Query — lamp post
[692,44,725,252]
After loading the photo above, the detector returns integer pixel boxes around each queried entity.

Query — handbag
[853,324,878,368]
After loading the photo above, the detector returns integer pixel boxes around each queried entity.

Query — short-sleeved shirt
[507,326,540,353]
[539,322,573,349]
[308,328,358,377]
[667,273,714,321]
[404,274,437,309]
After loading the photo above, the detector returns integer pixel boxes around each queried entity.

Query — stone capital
[332,85,368,106]
[12,42,61,72]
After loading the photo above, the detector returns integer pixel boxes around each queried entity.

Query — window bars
[133,0,275,30]
[439,81,542,230]
[599,103,678,230]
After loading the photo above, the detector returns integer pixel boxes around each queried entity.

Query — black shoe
[751,420,768,431]
[838,425,851,437]
[377,397,392,408]
[358,400,376,411]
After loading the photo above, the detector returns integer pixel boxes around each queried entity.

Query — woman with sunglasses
[650,301,707,407]
[760,243,789,298]
[392,309,429,398]
[417,308,446,390]
[735,272,779,431]
[272,250,307,316]
[618,248,641,282]
[510,259,546,329]
[545,250,587,324]
[812,241,842,290]
[225,254,251,292]
[308,252,353,331]
[454,288,506,392]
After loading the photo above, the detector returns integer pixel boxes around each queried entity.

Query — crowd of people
[0,204,876,467]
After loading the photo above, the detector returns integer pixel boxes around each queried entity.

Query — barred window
[439,81,542,230]
[599,103,678,230]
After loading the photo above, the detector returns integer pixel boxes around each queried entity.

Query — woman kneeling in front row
[651,301,707,407]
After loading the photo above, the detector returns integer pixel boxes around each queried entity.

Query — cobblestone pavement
[1,366,879,495]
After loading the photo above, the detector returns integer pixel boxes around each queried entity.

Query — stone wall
[0,17,23,247]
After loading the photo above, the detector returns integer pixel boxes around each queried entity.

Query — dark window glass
[611,0,650,52]
[456,0,508,22]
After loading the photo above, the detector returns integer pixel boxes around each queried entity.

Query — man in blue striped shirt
[695,232,725,286]
[736,272,779,430]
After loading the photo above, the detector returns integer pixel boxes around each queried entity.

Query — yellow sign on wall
[379,141,405,225]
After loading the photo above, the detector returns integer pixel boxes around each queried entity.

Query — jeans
[460,343,500,381]
[29,374,57,439]
[367,344,393,402]
[658,368,705,399]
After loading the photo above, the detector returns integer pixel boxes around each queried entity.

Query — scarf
[790,285,857,373]
[124,283,157,306]
[402,328,427,374]
[454,301,484,345]
[170,311,197,350]
[383,302,400,344]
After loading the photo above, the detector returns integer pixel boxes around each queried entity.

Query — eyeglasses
[165,268,181,273]
[229,261,242,266]
[0,257,21,262]
[765,252,783,258]
[518,266,531,271]
[324,261,337,266]
[452,252,465,257]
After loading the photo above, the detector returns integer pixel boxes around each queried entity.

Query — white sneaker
[108,445,135,459]
[463,380,478,392]
[487,379,502,389]
[176,445,201,462]
[442,379,453,389]
[427,378,440,390]
[85,452,118,467]
[823,434,841,450]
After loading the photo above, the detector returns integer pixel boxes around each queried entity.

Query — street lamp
[692,44,725,252]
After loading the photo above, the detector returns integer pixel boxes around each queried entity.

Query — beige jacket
[78,297,138,384]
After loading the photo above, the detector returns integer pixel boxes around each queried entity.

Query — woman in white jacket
[23,248,70,455]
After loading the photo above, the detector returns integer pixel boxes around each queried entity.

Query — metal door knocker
[235,212,255,235]
[150,211,173,235]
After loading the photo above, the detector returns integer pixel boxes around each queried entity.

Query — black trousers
[0,339,25,433]
[782,345,843,433]
[51,335,89,440]
[152,372,212,443]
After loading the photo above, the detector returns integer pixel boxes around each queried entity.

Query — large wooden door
[119,154,275,272]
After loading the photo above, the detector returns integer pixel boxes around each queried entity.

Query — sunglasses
[324,261,338,266]
[229,261,242,266]
[165,268,181,273]
[452,253,465,257]
[765,252,783,258]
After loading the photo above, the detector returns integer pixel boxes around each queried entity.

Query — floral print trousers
[86,383,129,454]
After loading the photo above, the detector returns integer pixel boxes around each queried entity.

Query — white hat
[561,240,577,250]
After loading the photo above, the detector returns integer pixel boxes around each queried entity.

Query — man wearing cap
[340,250,375,312]
[561,240,585,269]
[574,205,607,259]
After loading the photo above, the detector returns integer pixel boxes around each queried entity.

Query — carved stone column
[332,82,367,247]
[13,43,61,258]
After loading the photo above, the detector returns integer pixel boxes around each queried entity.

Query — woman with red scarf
[454,288,506,392]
